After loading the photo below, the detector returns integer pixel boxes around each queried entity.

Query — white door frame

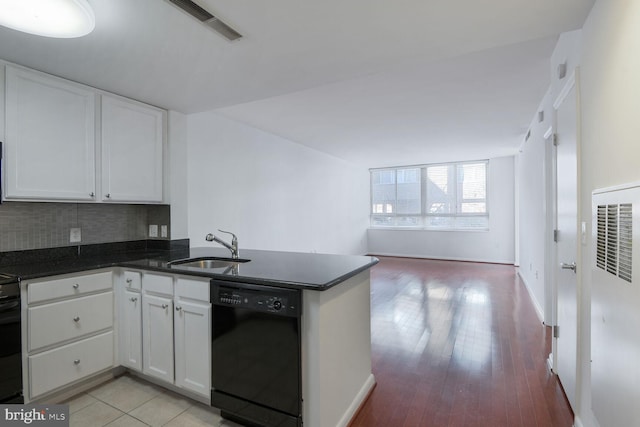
[544,124,557,372]
[548,68,582,411]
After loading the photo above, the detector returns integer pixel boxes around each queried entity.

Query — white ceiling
[0,0,594,167]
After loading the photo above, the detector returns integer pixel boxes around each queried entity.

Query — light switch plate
[160,225,168,238]
[149,224,158,238]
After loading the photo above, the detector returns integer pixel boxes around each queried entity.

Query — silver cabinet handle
[73,283,79,289]
[90,192,95,197]
[73,359,80,365]
[106,193,111,199]
[130,297,138,302]
[161,304,169,309]
[175,306,182,312]
[561,262,577,273]
[73,316,80,322]
[126,278,132,284]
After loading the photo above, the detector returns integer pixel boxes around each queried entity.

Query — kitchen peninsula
[1,242,378,427]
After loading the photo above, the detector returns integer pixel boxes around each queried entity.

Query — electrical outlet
[70,227,82,243]
[149,224,158,238]
[160,225,168,238]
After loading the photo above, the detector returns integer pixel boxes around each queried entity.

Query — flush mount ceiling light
[0,0,95,38]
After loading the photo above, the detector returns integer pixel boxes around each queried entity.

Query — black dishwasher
[211,280,302,427]
[0,273,22,404]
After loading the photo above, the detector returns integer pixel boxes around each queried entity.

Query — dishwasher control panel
[211,281,301,317]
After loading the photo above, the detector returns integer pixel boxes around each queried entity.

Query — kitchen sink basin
[169,257,250,269]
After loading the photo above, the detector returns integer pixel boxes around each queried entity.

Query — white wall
[185,112,369,255]
[574,1,640,427]
[517,90,553,323]
[367,155,515,264]
[168,110,189,239]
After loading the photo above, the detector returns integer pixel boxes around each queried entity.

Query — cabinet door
[121,290,142,371]
[142,294,174,383]
[5,66,96,200]
[174,299,211,397]
[101,95,163,203]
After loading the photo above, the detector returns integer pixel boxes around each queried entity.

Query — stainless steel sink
[169,257,250,269]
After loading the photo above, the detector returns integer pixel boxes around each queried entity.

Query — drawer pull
[130,297,138,302]
[73,316,80,322]
[126,278,132,284]
[73,359,81,365]
[175,306,182,312]
[161,304,169,309]
[73,284,80,289]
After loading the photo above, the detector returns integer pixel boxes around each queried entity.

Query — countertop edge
[11,255,379,292]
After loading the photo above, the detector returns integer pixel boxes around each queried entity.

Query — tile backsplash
[0,202,170,252]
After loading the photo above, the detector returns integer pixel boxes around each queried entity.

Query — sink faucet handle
[217,229,237,244]
[205,233,214,242]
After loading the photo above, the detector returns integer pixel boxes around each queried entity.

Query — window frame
[370,160,490,231]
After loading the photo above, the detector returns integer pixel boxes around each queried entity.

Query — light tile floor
[64,375,242,427]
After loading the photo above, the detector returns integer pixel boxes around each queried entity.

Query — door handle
[561,262,577,273]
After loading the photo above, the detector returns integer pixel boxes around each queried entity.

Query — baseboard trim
[517,270,545,323]
[367,252,514,265]
[338,374,376,427]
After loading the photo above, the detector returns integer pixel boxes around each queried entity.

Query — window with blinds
[371,160,489,230]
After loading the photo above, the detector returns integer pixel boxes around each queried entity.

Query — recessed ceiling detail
[167,0,242,41]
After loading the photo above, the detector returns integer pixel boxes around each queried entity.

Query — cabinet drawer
[28,271,113,304]
[143,273,173,296]
[29,331,114,399]
[29,292,113,351]
[175,277,209,301]
[124,271,141,291]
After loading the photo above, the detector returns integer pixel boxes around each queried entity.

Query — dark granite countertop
[0,242,378,291]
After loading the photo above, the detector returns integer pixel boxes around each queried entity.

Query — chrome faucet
[206,229,239,259]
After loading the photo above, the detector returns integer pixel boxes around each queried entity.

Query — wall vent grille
[596,203,632,283]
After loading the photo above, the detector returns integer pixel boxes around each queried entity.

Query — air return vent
[167,0,243,41]
[592,184,640,427]
[596,203,632,283]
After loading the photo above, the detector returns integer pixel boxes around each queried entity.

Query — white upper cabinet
[101,95,164,203]
[4,66,96,200]
[2,64,166,204]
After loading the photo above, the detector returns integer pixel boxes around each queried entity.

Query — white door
[554,72,580,410]
[142,294,174,383]
[101,95,164,203]
[4,66,96,201]
[174,299,211,396]
[121,290,142,371]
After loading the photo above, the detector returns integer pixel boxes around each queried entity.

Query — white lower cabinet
[142,293,174,383]
[120,289,142,371]
[125,272,211,398]
[174,299,211,396]
[23,268,210,402]
[24,271,115,400]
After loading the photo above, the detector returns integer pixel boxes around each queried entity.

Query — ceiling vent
[167,0,243,41]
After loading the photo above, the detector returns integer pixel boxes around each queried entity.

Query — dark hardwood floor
[349,257,573,427]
